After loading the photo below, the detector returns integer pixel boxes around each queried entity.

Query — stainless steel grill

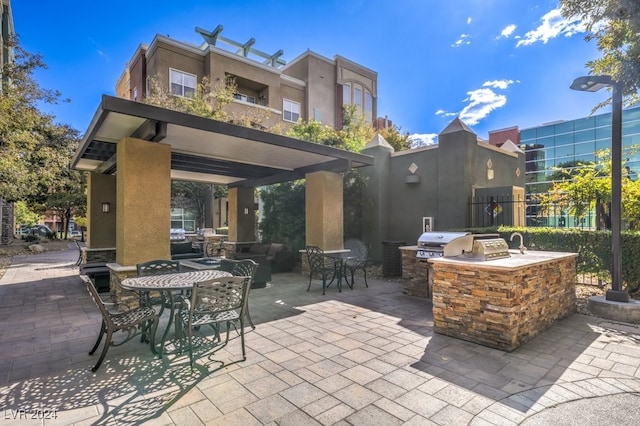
[416,232,511,261]
[468,238,510,260]
[416,232,473,259]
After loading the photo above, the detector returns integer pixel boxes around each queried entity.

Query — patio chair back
[305,246,337,295]
[81,275,158,372]
[136,259,184,308]
[344,239,370,287]
[218,258,258,328]
[136,259,182,276]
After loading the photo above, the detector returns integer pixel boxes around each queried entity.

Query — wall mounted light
[243,207,249,215]
[102,202,110,213]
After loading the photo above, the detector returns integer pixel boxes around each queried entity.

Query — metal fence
[469,193,602,229]
[469,193,607,286]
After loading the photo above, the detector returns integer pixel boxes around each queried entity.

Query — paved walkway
[1,246,640,425]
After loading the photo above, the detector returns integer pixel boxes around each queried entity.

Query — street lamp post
[570,75,629,302]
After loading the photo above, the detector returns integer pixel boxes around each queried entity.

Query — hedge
[462,226,640,294]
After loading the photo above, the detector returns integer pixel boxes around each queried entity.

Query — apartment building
[115,25,378,131]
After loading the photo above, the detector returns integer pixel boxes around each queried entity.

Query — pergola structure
[72,95,374,267]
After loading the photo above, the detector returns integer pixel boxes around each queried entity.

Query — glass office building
[519,105,640,227]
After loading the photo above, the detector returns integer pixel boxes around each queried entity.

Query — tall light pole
[570,75,629,302]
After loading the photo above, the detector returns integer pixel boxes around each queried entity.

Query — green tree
[543,148,640,230]
[561,0,640,107]
[339,104,375,152]
[286,119,339,145]
[378,125,411,152]
[14,201,40,227]
[0,37,70,202]
[0,36,85,238]
[258,181,306,251]
[146,75,236,121]
[171,181,215,229]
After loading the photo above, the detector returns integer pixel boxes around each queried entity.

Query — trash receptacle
[382,241,406,276]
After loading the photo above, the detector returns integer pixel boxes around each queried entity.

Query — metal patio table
[121,269,232,356]
[324,252,356,292]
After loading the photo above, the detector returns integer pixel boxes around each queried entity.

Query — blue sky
[13,0,609,144]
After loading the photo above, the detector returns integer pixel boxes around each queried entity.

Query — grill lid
[417,232,473,258]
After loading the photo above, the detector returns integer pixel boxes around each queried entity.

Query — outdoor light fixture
[244,207,249,215]
[102,202,110,213]
[570,75,629,302]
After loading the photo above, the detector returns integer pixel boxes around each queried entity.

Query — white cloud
[451,33,471,47]
[459,88,507,126]
[457,79,516,126]
[516,8,586,47]
[409,133,438,147]
[467,17,472,25]
[498,24,516,39]
[435,109,457,117]
[483,79,515,90]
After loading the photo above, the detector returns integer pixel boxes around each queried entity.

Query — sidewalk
[0,246,639,425]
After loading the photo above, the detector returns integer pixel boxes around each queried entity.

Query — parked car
[30,225,55,238]
[69,230,82,238]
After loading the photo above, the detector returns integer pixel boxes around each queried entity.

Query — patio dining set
[81,242,371,373]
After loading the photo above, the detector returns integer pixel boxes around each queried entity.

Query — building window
[343,83,351,105]
[133,86,138,102]
[170,208,196,232]
[353,84,362,109]
[169,68,196,98]
[314,108,322,122]
[283,99,301,123]
[233,93,256,104]
[365,90,373,122]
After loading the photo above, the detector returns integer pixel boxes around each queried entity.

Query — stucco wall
[362,124,525,262]
[88,173,116,249]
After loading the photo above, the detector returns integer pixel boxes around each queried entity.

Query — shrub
[472,226,640,294]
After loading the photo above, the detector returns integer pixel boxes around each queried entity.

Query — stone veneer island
[429,250,577,351]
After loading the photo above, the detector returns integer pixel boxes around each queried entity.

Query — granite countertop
[428,250,578,271]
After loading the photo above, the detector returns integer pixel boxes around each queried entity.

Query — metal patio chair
[344,239,370,288]
[175,276,251,368]
[136,259,183,309]
[81,275,158,372]
[219,258,258,329]
[305,246,338,295]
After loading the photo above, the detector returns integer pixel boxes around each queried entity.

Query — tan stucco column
[305,171,343,250]
[87,172,116,248]
[116,137,171,266]
[228,187,256,242]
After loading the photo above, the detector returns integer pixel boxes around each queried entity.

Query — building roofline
[283,49,335,70]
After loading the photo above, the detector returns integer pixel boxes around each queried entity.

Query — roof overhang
[72,95,374,188]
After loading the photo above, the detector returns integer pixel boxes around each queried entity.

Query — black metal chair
[136,259,183,309]
[344,239,370,288]
[305,246,338,295]
[81,275,158,372]
[219,259,258,329]
[176,276,251,368]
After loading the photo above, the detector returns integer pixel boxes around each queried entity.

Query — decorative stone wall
[108,267,140,312]
[399,246,431,298]
[431,255,577,351]
[82,247,116,264]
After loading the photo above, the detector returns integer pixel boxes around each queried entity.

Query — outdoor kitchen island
[428,250,578,351]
